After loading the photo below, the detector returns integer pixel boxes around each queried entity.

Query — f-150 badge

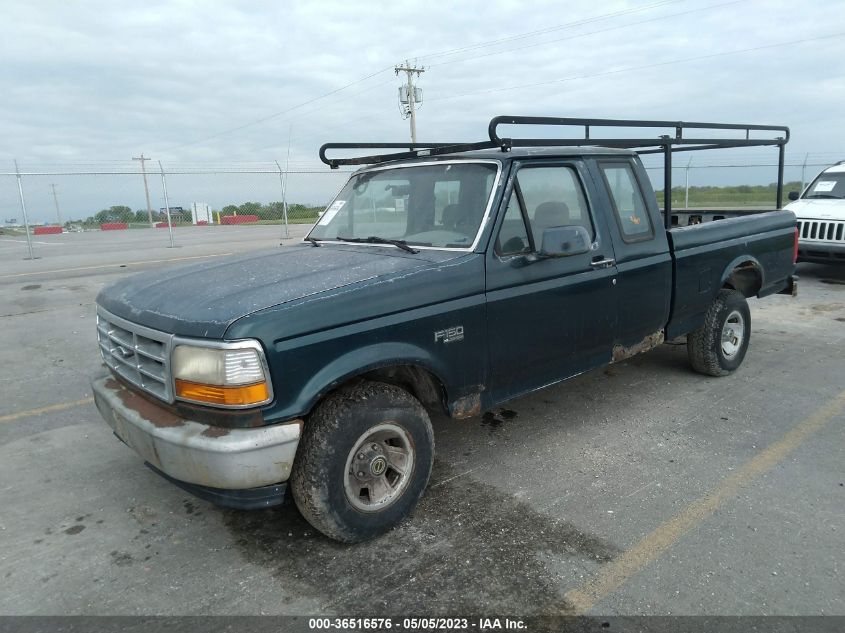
[434,326,464,344]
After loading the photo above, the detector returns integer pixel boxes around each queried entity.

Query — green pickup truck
[92,117,798,542]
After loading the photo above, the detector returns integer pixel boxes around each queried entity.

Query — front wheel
[291,381,434,543]
[687,288,751,377]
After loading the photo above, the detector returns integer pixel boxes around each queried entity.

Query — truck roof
[353,145,636,172]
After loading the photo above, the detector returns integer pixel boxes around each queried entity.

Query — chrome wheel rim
[721,310,745,358]
[343,423,414,513]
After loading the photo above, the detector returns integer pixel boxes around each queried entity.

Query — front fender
[250,294,488,424]
[297,342,453,417]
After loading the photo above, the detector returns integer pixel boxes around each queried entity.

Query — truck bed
[665,210,796,339]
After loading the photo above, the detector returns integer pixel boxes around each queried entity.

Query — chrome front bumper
[92,376,301,491]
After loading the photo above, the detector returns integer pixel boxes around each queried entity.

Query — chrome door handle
[590,258,616,269]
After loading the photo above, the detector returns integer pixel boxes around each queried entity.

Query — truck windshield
[307,162,499,249]
[804,172,845,199]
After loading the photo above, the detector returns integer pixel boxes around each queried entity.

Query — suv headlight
[171,340,272,408]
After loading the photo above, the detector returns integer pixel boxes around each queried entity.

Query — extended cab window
[496,165,594,256]
[601,163,653,241]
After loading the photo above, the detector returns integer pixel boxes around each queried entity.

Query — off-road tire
[687,288,751,377]
[290,381,434,543]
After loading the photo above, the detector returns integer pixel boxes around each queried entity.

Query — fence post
[14,160,36,260]
[158,161,176,248]
[274,160,290,239]
[800,153,808,192]
[684,156,692,210]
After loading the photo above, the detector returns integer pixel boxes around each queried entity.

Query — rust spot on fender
[201,426,230,438]
[612,331,665,363]
[450,392,482,420]
[111,378,185,428]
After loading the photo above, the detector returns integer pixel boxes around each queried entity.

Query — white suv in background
[786,161,845,264]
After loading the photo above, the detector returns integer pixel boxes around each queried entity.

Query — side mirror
[788,191,800,201]
[538,225,591,257]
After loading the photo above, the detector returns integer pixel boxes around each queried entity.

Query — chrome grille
[797,219,845,243]
[96,307,174,402]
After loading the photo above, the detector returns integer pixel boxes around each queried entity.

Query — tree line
[77,201,325,226]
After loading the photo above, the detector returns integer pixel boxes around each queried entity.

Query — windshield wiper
[336,236,420,254]
[804,194,842,199]
[304,236,321,247]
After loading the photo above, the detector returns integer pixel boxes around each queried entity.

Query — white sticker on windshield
[814,181,837,192]
[318,200,346,225]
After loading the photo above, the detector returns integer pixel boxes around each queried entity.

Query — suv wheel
[291,381,434,543]
[687,288,751,376]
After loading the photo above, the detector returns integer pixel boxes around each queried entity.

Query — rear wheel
[687,288,751,376]
[291,381,434,543]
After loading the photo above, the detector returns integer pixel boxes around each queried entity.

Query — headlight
[171,341,272,408]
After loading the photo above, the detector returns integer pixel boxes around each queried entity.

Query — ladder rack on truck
[319,115,790,229]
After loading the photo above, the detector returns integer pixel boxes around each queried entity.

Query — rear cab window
[600,162,654,242]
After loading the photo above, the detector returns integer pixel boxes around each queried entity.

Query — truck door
[486,161,618,403]
[593,160,672,351]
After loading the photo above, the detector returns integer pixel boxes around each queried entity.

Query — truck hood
[785,198,845,220]
[96,244,472,338]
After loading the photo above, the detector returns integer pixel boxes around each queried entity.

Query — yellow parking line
[564,389,845,614]
[0,252,234,279]
[0,397,94,423]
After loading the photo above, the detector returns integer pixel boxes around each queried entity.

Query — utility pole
[50,183,62,227]
[395,61,425,143]
[132,154,154,226]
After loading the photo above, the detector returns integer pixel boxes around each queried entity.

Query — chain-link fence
[0,159,356,253]
[2,153,842,259]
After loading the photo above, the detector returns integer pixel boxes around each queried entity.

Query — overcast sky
[2,0,844,222]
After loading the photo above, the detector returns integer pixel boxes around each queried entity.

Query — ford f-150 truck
[92,117,798,542]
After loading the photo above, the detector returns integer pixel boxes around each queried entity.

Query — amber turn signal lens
[175,379,269,406]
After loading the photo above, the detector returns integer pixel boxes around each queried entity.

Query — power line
[427,31,845,103]
[415,0,684,61]
[426,0,744,69]
[155,1,688,153]
[161,66,396,152]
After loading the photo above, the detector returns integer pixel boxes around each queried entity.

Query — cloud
[1,0,844,221]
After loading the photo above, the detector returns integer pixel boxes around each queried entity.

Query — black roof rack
[319,116,790,227]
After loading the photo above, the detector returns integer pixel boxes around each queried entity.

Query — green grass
[656,181,801,208]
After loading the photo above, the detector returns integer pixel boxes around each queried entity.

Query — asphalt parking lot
[0,225,842,617]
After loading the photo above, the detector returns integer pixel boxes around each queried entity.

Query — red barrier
[34,226,63,235]
[100,223,128,231]
[196,220,209,226]
[155,222,170,228]
[221,215,259,225]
